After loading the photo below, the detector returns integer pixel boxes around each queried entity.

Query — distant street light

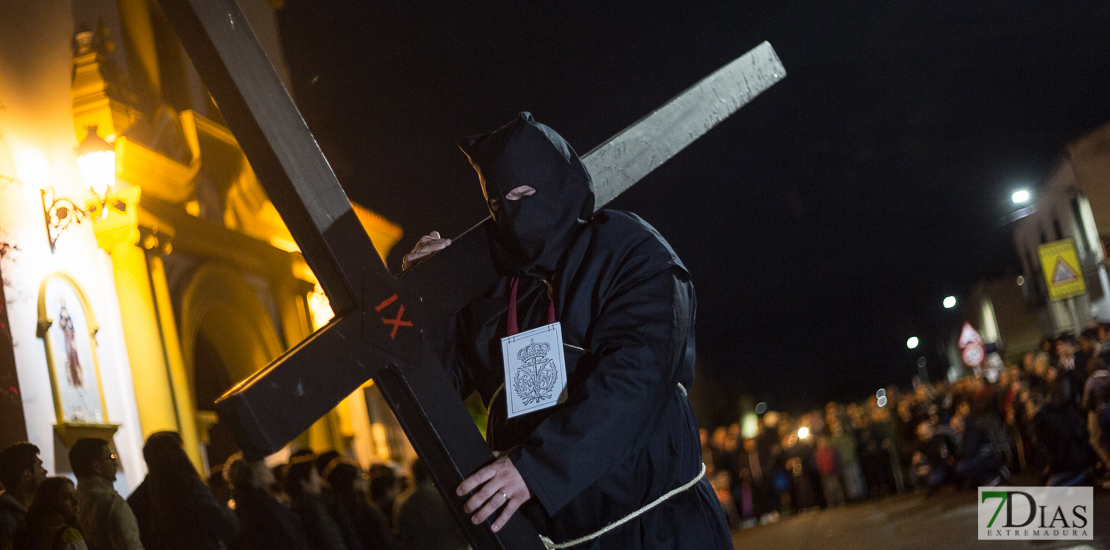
[797,427,810,439]
[1012,189,1031,204]
[906,336,919,349]
[943,296,957,309]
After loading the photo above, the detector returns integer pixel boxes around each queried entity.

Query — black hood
[459,112,595,278]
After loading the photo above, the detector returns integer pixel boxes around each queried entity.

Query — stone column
[145,231,201,467]
[94,186,201,467]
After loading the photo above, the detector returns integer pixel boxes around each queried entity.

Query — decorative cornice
[54,422,120,449]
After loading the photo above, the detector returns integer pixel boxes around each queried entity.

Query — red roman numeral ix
[375,294,413,339]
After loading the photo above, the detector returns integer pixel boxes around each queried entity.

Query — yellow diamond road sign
[1038,238,1086,301]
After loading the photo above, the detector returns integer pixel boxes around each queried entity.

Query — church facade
[0,0,411,494]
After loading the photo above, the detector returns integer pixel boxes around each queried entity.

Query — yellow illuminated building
[0,0,411,490]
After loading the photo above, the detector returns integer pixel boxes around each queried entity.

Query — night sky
[276,1,1110,416]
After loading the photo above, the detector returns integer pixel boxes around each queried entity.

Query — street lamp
[75,125,116,215]
[906,336,919,349]
[943,296,957,309]
[1004,188,1037,223]
[40,126,122,252]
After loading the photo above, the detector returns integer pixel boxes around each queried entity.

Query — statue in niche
[58,298,83,388]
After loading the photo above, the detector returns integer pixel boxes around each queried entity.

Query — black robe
[448,209,731,549]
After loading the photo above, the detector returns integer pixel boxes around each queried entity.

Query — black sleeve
[446,288,508,405]
[510,267,693,515]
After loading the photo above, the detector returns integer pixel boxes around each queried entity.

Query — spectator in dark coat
[1024,392,1093,487]
[912,422,958,494]
[284,456,347,550]
[954,413,1004,488]
[0,442,47,549]
[366,465,401,532]
[225,453,307,550]
[128,432,239,550]
[11,477,86,550]
[784,436,820,512]
[313,453,340,481]
[324,461,398,550]
[1057,336,1086,407]
[311,452,357,550]
[754,417,782,518]
[1045,366,1078,411]
[1082,360,1110,479]
[1080,328,1110,376]
[394,459,467,550]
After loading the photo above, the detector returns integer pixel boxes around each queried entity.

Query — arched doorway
[178,264,283,470]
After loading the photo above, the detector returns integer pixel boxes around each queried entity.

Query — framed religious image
[37,272,110,432]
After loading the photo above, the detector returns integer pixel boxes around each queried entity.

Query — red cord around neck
[507,277,556,336]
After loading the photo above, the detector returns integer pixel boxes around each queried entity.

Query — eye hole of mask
[505,185,536,200]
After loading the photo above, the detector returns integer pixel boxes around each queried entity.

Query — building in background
[957,273,1040,374]
[1012,123,1110,337]
[956,122,1110,374]
[0,0,409,494]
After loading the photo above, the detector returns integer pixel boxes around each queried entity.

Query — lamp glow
[797,427,809,439]
[77,151,114,197]
[14,147,50,189]
[907,336,919,349]
[75,126,115,202]
[943,296,957,309]
[1012,190,1030,204]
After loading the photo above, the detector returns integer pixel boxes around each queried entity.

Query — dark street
[733,488,1110,549]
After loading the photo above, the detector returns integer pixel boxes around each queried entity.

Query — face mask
[459,112,594,278]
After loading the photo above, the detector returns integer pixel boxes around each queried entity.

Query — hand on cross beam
[401,231,452,271]
[457,453,533,532]
[402,183,535,272]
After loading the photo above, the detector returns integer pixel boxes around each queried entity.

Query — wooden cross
[158,1,784,547]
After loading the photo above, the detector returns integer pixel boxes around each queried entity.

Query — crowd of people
[702,326,1110,528]
[4,323,1110,547]
[0,434,468,550]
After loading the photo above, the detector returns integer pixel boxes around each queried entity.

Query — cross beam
[158,0,783,547]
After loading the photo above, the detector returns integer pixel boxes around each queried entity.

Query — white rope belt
[539,461,706,549]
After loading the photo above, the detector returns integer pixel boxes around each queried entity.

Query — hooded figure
[459,112,594,279]
[449,113,731,549]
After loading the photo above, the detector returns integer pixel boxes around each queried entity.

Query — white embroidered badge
[501,322,568,418]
